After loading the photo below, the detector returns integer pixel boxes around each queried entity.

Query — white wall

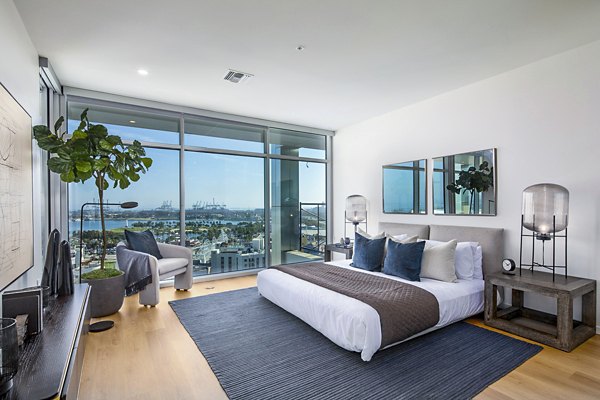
[0,0,45,289]
[333,40,600,330]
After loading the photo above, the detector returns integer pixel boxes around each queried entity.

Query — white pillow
[356,228,385,240]
[384,234,418,257]
[389,234,418,244]
[472,244,483,280]
[420,240,458,282]
[391,233,408,241]
[427,240,476,280]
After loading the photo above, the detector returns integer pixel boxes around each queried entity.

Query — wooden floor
[80,276,600,400]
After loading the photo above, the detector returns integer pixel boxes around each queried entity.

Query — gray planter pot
[82,272,125,318]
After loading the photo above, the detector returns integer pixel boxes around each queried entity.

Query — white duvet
[257,259,484,361]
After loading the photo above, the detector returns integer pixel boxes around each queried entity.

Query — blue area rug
[170,287,541,400]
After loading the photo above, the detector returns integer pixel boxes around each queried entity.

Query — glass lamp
[522,183,569,239]
[0,318,18,394]
[345,195,367,233]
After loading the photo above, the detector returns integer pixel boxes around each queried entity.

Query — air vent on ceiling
[224,69,253,83]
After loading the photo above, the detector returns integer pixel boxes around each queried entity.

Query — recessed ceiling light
[137,69,148,76]
[296,45,305,51]
[129,120,136,124]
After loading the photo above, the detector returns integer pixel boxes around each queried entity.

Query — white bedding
[257,259,484,361]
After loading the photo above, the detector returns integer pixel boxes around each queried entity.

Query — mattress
[257,259,484,361]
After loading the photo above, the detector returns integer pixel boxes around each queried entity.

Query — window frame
[64,95,331,279]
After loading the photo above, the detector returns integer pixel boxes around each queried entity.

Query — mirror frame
[382,159,428,215]
[432,148,497,216]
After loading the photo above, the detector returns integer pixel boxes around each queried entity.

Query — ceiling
[15,0,600,131]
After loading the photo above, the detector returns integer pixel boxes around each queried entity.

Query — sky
[67,120,326,211]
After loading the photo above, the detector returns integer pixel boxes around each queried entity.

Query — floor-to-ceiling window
[66,98,329,279]
[269,129,327,265]
[67,102,181,278]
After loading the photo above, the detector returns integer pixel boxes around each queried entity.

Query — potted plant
[446,161,494,214]
[33,109,152,317]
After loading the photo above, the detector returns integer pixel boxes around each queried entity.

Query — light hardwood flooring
[80,276,600,400]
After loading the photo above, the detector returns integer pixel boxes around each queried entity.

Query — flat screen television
[0,82,34,291]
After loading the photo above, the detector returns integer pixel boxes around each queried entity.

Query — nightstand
[324,244,353,262]
[484,270,596,352]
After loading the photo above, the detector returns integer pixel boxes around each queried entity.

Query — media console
[8,284,90,399]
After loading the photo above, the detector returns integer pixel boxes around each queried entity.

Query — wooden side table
[324,244,353,262]
[485,271,596,352]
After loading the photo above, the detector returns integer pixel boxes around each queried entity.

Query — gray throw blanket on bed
[116,244,153,296]
[272,262,440,348]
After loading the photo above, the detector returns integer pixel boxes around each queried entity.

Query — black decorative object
[0,318,18,395]
[502,258,516,275]
[22,285,50,308]
[57,241,74,296]
[519,183,569,281]
[41,229,61,296]
[89,320,114,333]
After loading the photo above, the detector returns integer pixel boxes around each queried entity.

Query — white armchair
[117,242,193,306]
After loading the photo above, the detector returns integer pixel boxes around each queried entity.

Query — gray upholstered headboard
[378,222,430,240]
[429,225,504,277]
[377,222,504,278]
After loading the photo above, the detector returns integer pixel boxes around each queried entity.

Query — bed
[257,223,504,361]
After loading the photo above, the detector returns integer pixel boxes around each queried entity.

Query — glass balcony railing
[299,202,326,256]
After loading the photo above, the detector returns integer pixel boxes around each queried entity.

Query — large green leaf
[53,116,64,134]
[75,161,92,172]
[99,139,113,151]
[93,158,110,170]
[56,147,71,160]
[71,130,88,140]
[106,135,122,146]
[76,169,93,181]
[33,124,51,138]
[118,179,130,189]
[140,157,153,168]
[60,169,75,182]
[47,157,72,174]
[89,124,109,138]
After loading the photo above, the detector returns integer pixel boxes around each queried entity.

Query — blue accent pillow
[383,240,426,281]
[351,232,386,271]
[125,230,163,259]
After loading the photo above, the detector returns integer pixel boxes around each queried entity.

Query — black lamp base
[89,320,114,333]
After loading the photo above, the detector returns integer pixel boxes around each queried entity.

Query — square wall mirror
[433,148,496,215]
[382,159,427,214]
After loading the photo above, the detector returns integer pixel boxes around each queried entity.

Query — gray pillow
[420,239,457,282]
[125,230,163,259]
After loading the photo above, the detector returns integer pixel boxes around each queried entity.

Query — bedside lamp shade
[345,195,367,224]
[522,183,569,234]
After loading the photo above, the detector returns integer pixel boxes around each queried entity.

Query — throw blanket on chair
[116,244,153,296]
[272,262,440,348]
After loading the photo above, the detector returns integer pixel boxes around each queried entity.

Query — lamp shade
[345,195,367,224]
[522,183,569,234]
[120,201,138,209]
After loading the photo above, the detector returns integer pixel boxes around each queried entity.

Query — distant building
[211,247,265,273]
[252,234,265,252]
